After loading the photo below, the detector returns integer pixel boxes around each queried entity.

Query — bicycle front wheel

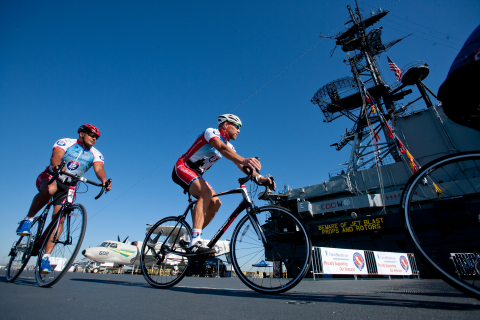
[231,205,312,294]
[6,216,43,282]
[35,204,87,287]
[140,216,191,288]
[401,151,480,299]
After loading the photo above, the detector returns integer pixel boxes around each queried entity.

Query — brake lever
[95,178,112,200]
[48,160,66,185]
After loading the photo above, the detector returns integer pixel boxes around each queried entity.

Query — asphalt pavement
[1,270,479,320]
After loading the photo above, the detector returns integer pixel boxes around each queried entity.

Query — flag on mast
[387,55,403,81]
[360,83,377,114]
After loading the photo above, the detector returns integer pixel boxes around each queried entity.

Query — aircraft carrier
[263,3,480,276]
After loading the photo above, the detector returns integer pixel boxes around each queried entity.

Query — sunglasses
[85,132,99,139]
[232,123,241,130]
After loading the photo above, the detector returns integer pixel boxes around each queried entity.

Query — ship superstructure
[266,3,480,272]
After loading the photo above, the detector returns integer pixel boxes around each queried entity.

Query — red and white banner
[374,251,412,275]
[320,248,368,275]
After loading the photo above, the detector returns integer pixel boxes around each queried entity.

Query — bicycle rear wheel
[6,215,43,282]
[231,205,312,294]
[140,216,191,288]
[401,151,480,299]
[35,204,87,287]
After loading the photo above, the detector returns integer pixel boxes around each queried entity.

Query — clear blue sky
[1,0,478,265]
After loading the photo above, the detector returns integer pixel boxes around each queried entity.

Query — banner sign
[374,251,412,275]
[311,216,387,236]
[320,248,368,275]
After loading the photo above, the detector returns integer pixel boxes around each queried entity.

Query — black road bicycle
[5,161,111,287]
[140,167,312,294]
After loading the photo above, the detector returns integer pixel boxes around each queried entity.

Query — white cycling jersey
[52,138,104,181]
[179,128,235,174]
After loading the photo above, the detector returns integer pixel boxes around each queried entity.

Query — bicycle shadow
[0,275,39,288]
[66,277,480,311]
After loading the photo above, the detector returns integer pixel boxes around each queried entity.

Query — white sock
[24,216,34,222]
[189,229,203,247]
[43,254,51,259]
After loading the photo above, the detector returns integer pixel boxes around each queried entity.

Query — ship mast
[311,3,412,173]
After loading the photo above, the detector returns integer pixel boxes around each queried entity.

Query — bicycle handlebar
[238,157,275,199]
[47,161,66,185]
[47,160,111,200]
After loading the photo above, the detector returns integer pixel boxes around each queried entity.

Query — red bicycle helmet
[78,124,101,137]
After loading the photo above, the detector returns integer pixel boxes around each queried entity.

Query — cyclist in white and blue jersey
[16,124,112,273]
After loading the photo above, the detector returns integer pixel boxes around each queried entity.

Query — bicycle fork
[245,208,272,250]
[51,208,73,246]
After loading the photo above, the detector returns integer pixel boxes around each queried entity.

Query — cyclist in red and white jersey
[16,124,112,273]
[172,114,275,254]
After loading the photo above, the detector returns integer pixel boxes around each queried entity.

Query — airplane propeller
[118,235,130,243]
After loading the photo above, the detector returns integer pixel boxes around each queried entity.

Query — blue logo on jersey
[99,155,104,161]
[67,161,80,171]
[56,140,66,146]
[208,155,219,163]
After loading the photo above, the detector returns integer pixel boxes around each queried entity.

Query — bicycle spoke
[402,152,480,300]
[140,217,191,288]
[231,206,312,294]
[35,204,87,287]
[6,215,43,282]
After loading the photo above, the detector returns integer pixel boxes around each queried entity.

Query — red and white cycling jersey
[179,128,235,174]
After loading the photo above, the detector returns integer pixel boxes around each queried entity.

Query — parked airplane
[81,236,143,267]
[82,226,230,269]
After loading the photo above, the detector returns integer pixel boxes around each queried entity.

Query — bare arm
[209,138,261,172]
[93,162,112,191]
[50,148,65,170]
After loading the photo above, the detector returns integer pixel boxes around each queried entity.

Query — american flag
[387,55,402,81]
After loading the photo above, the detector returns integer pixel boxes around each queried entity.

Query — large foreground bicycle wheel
[401,151,480,299]
[35,204,87,287]
[140,216,191,288]
[6,215,43,282]
[231,205,312,294]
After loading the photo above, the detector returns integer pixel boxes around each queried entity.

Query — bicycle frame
[162,183,268,256]
[31,184,78,255]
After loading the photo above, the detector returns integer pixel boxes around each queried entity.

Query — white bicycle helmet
[217,114,242,127]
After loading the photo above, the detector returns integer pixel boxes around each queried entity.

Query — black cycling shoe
[179,239,189,248]
[186,241,216,255]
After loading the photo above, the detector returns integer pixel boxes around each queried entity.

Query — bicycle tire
[5,214,43,282]
[231,205,312,294]
[140,216,191,289]
[35,204,87,287]
[401,151,480,299]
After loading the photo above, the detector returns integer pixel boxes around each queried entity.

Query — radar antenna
[311,3,415,173]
